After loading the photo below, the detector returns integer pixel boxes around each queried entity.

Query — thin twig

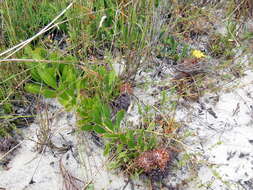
[0,140,24,161]
[0,75,30,106]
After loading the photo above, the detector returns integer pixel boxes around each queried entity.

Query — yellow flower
[192,50,205,58]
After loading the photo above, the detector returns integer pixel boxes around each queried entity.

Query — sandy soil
[1,53,253,189]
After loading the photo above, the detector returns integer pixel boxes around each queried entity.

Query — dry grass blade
[0,75,30,106]
[60,157,84,190]
[0,58,81,64]
[35,104,71,153]
[173,58,208,74]
[0,2,74,59]
[234,0,253,18]
[36,106,54,153]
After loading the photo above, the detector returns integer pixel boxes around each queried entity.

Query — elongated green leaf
[37,69,57,89]
[24,46,33,55]
[119,134,127,144]
[101,103,111,120]
[81,125,93,131]
[25,83,56,98]
[57,90,75,110]
[30,69,42,81]
[94,126,106,134]
[62,65,76,83]
[104,143,111,156]
[42,89,57,98]
[114,110,125,130]
[126,131,135,148]
[108,70,116,87]
[103,133,119,139]
[32,47,47,59]
[25,83,43,94]
[24,62,41,81]
[137,131,144,148]
[116,143,123,153]
[104,119,113,130]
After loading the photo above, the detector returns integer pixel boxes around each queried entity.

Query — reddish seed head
[119,83,133,94]
[135,148,171,172]
[153,148,170,170]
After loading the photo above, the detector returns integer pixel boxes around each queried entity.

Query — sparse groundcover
[1,0,253,189]
[0,0,178,186]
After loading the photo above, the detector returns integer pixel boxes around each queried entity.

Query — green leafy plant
[77,94,157,173]
[156,35,189,61]
[22,46,157,174]
[24,47,79,110]
[24,46,121,109]
[105,129,157,173]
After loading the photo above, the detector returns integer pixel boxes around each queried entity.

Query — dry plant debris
[155,115,180,134]
[60,157,84,190]
[0,135,18,152]
[111,83,133,115]
[172,73,203,101]
[234,0,253,18]
[174,58,208,74]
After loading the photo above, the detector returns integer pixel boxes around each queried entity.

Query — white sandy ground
[128,53,253,189]
[0,99,142,190]
[1,56,253,190]
[180,69,253,190]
